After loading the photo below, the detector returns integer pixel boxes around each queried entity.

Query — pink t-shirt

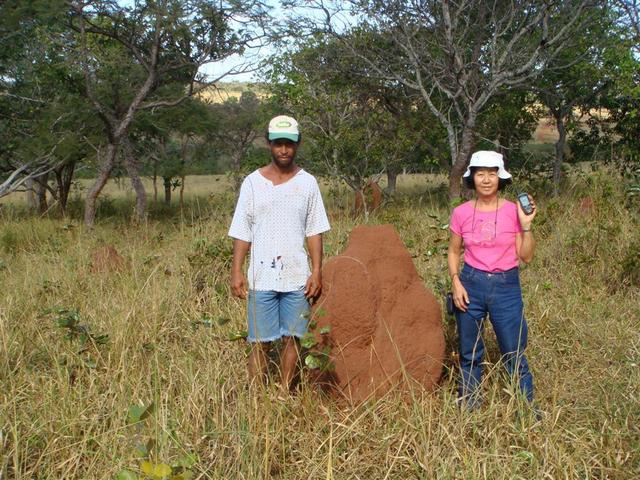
[450,200,523,272]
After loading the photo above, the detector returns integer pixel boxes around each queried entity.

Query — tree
[67,0,270,227]
[291,0,602,197]
[0,0,98,212]
[133,95,214,207]
[268,36,441,203]
[614,0,639,47]
[211,90,270,189]
[569,42,640,175]
[532,6,620,195]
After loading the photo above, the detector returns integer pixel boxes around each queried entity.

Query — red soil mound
[312,224,445,403]
[354,180,383,215]
[90,245,125,274]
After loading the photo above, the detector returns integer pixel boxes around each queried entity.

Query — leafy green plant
[191,315,230,329]
[227,329,248,341]
[42,307,109,371]
[117,403,198,480]
[46,308,109,354]
[302,308,334,373]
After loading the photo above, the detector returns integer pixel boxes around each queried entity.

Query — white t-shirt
[228,168,331,291]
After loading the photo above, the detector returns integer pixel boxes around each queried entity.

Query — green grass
[0,170,638,479]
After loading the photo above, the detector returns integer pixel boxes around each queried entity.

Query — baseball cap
[462,151,512,180]
[267,115,299,142]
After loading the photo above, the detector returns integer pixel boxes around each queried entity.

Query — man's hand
[231,270,248,299]
[304,270,322,301]
[230,239,251,300]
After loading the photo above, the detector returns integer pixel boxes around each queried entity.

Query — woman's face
[473,167,499,196]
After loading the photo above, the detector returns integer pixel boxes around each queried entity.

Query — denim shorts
[246,288,310,342]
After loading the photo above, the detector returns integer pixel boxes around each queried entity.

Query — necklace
[471,196,499,243]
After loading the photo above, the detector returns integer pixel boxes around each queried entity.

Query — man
[228,115,331,391]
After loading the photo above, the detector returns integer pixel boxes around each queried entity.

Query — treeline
[1,1,639,226]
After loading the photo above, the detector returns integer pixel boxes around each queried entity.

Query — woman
[448,150,537,410]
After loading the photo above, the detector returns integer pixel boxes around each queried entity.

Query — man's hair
[463,167,512,191]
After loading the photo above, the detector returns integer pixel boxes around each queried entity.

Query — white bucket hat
[462,151,512,180]
[267,115,299,142]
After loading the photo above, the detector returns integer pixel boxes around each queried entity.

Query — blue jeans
[455,264,533,407]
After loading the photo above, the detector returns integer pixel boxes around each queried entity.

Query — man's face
[269,138,298,169]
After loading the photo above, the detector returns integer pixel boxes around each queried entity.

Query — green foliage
[191,315,230,329]
[210,91,272,177]
[46,307,109,353]
[302,312,334,372]
[227,330,248,341]
[266,35,444,191]
[0,228,19,254]
[300,332,317,349]
[620,241,640,288]
[127,403,155,425]
[476,91,542,170]
[187,238,233,269]
[119,401,198,480]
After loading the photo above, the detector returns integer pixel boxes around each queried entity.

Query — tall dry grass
[0,169,638,479]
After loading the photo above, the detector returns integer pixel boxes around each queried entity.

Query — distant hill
[196,81,268,104]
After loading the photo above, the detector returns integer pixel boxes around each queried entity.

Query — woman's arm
[448,232,469,311]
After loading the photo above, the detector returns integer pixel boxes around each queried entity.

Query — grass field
[0,170,639,479]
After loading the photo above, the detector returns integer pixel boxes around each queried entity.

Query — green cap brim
[268,133,299,142]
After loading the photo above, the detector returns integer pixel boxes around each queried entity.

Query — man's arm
[230,238,251,299]
[304,234,323,300]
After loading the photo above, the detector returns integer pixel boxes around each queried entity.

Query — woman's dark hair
[463,167,512,191]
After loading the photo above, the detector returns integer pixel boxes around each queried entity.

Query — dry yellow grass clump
[0,171,638,479]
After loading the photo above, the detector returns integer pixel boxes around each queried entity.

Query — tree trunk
[25,178,36,210]
[84,142,117,228]
[152,157,158,204]
[553,111,567,197]
[122,138,147,222]
[179,134,188,209]
[449,125,476,199]
[55,161,76,216]
[163,177,172,205]
[231,151,243,191]
[386,168,399,194]
[35,173,49,215]
[179,176,185,209]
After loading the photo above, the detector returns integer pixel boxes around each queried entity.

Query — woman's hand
[452,277,470,312]
[516,195,537,263]
[517,194,537,229]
